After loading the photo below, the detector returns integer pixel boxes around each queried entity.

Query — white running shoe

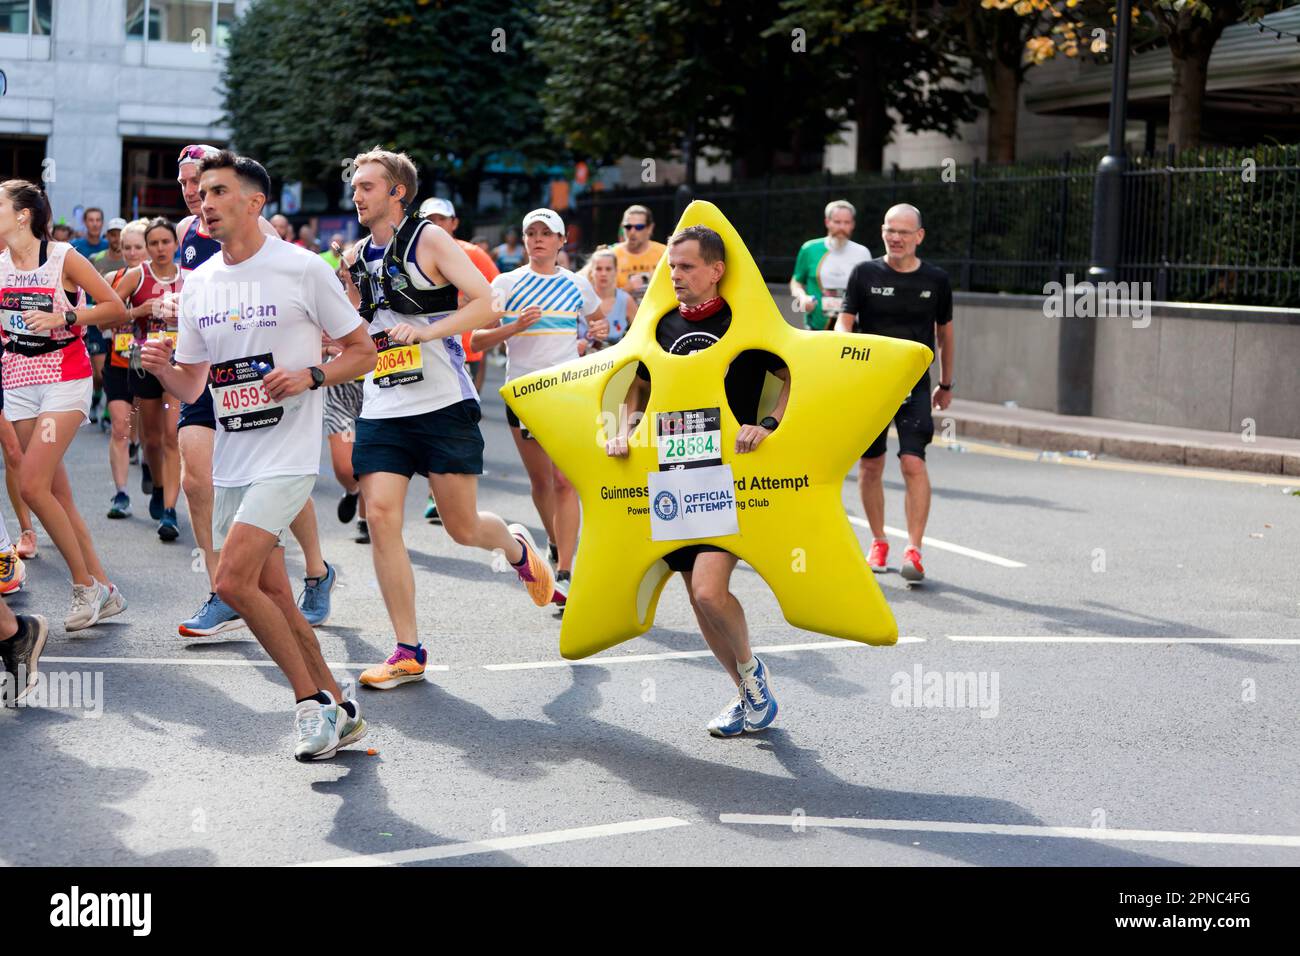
[98,582,127,621]
[294,698,342,762]
[64,581,109,632]
[337,698,368,749]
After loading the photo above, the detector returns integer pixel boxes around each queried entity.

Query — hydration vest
[348,213,459,321]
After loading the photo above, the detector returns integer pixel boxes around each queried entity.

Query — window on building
[1,0,51,35]
[122,140,196,221]
[126,0,235,45]
[0,136,46,182]
[216,2,235,49]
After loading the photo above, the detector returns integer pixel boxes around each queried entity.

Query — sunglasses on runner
[177,144,217,164]
[622,223,648,231]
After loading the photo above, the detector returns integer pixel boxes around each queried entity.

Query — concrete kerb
[945,409,1300,476]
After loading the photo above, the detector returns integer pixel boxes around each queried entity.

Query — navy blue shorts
[353,399,484,479]
[864,373,934,461]
[178,388,215,430]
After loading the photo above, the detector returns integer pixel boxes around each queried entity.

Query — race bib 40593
[209,353,283,432]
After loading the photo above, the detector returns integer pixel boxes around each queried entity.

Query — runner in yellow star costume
[502,201,932,659]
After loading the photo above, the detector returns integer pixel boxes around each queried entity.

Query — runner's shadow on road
[890,580,1235,640]
[405,549,499,584]
[308,753,522,867]
[2,709,218,866]
[391,669,1181,866]
[637,629,865,699]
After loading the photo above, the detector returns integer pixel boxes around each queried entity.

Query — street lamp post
[1060,0,1133,416]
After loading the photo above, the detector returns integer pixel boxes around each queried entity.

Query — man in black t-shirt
[608,225,790,739]
[838,203,954,583]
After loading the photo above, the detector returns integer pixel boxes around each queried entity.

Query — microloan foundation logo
[50,886,152,936]
[1043,273,1152,328]
[191,281,275,331]
[0,668,104,717]
[890,664,999,718]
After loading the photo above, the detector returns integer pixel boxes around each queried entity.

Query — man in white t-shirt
[472,209,607,603]
[142,151,377,763]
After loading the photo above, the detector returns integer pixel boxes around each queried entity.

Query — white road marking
[719,814,1300,848]
[847,516,1025,568]
[297,817,692,867]
[481,637,925,671]
[948,635,1300,646]
[42,656,451,671]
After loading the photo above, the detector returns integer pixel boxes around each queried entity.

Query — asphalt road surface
[3,366,1297,867]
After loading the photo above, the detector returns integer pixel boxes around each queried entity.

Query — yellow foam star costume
[502,201,932,659]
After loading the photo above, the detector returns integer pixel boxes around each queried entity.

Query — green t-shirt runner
[791,237,873,330]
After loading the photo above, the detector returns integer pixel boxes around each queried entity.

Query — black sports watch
[759,416,780,431]
[63,311,77,328]
[938,382,953,391]
[308,366,326,390]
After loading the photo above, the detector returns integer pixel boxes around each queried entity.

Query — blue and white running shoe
[707,696,746,738]
[179,592,246,640]
[740,657,778,732]
[294,697,342,762]
[298,562,336,627]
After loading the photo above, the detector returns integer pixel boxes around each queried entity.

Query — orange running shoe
[0,548,25,595]
[359,645,427,690]
[507,523,556,607]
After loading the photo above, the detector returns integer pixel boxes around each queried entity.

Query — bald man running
[837,203,954,582]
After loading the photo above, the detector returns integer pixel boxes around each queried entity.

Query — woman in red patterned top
[0,180,130,630]
[111,217,183,541]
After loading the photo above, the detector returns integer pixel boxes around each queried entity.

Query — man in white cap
[471,208,607,604]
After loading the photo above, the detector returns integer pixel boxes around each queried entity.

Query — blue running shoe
[740,657,778,732]
[424,496,441,524]
[179,592,246,640]
[298,562,336,627]
[157,507,180,542]
[107,492,131,519]
[707,697,746,738]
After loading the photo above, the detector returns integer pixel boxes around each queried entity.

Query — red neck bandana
[678,296,725,321]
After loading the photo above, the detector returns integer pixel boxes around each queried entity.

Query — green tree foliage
[224,0,564,216]
[534,0,982,177]
[986,0,1297,148]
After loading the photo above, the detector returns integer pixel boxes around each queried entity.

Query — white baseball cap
[106,217,127,232]
[420,197,456,218]
[177,144,220,168]
[522,208,564,235]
